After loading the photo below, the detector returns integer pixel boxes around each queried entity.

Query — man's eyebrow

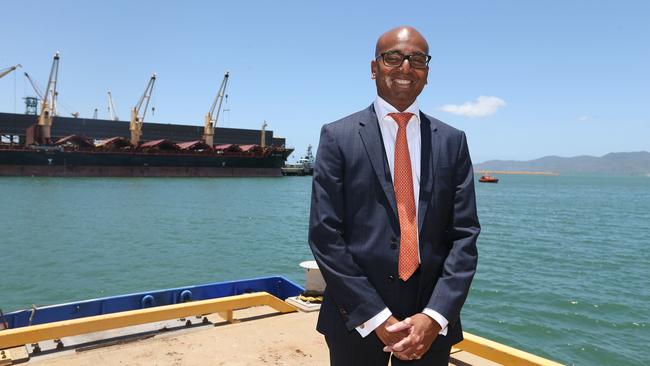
[382,50,428,55]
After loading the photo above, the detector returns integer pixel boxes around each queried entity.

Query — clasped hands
[375,314,441,361]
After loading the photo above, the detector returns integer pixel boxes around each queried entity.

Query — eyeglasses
[377,51,431,69]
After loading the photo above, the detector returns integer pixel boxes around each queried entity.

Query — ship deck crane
[108,90,119,121]
[260,120,267,148]
[0,64,21,79]
[203,71,229,146]
[24,72,44,100]
[129,73,156,146]
[32,52,60,144]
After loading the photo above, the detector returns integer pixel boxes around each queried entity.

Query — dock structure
[0,305,563,366]
[0,276,563,365]
[0,303,563,365]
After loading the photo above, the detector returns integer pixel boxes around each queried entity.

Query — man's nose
[398,58,412,72]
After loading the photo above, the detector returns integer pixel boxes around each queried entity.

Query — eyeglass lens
[382,52,429,68]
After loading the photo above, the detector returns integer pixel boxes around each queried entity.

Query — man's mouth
[394,79,412,86]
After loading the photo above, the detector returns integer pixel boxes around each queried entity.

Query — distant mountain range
[474,151,650,175]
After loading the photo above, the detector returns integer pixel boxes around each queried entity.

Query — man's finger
[385,334,414,352]
[378,331,408,349]
[386,317,412,333]
[394,342,425,358]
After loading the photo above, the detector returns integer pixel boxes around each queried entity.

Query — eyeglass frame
[376,51,432,69]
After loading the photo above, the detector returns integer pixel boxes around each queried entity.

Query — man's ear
[370,60,377,79]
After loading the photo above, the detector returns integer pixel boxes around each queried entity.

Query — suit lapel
[358,105,398,219]
[418,112,439,234]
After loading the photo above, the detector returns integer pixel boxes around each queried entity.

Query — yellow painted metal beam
[0,292,296,350]
[456,332,564,366]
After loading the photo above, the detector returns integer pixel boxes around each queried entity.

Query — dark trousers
[324,269,451,365]
[325,332,451,366]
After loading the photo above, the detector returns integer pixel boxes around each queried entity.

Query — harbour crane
[203,71,229,146]
[108,90,119,121]
[129,73,156,146]
[0,64,21,79]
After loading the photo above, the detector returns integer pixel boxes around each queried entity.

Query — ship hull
[0,148,290,177]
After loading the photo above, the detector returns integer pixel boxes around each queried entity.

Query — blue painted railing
[2,276,303,329]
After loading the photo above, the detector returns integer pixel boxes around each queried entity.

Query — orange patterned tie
[389,112,419,281]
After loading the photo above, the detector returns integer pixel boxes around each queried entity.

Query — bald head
[370,26,430,111]
[375,26,429,58]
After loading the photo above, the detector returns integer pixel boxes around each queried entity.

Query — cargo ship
[0,112,293,177]
[0,57,293,177]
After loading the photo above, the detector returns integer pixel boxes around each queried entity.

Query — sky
[1,0,648,163]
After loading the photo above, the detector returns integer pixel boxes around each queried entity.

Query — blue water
[0,175,648,365]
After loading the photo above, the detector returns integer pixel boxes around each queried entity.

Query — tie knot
[388,112,414,128]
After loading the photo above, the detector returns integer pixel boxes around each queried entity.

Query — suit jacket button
[390,243,397,250]
[338,309,349,321]
[388,275,396,282]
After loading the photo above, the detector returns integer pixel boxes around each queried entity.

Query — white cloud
[578,115,590,121]
[439,96,506,118]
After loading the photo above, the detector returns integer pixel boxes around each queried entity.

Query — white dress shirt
[354,96,449,338]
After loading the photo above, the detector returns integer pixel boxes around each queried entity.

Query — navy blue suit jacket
[308,105,480,348]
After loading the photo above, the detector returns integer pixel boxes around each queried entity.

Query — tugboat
[281,145,315,176]
[479,172,499,183]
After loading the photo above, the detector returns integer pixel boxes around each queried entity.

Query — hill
[474,151,650,175]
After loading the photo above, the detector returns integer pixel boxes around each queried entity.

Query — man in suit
[308,26,480,365]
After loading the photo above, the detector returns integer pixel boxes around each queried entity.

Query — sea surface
[0,175,648,365]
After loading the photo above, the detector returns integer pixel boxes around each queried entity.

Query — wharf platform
[2,305,560,366]
[0,277,562,365]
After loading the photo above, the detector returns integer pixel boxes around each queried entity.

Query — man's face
[371,29,429,111]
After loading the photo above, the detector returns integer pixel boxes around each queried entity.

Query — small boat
[479,174,499,183]
[281,144,315,176]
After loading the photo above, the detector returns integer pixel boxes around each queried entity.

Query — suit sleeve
[426,131,480,323]
[308,124,387,331]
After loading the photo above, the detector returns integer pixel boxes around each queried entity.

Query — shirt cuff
[355,308,392,338]
[422,308,449,336]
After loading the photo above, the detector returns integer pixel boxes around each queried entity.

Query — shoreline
[475,170,559,176]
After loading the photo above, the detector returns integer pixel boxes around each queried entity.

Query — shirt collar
[373,96,420,123]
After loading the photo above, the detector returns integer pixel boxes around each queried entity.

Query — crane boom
[108,91,119,121]
[0,64,21,79]
[203,71,229,146]
[129,73,156,146]
[36,52,60,144]
[24,73,45,100]
[260,120,268,148]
